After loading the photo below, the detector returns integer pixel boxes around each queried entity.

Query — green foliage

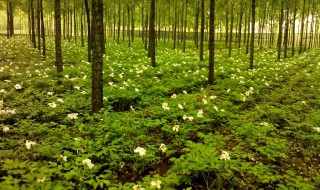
[0,36,319,189]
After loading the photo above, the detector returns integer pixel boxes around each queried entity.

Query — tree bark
[208,0,215,85]
[84,0,91,62]
[40,0,46,57]
[55,0,63,73]
[277,0,284,61]
[91,0,104,113]
[249,0,255,70]
[149,0,156,67]
[199,0,204,61]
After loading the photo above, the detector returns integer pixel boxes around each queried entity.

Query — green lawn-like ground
[0,36,320,189]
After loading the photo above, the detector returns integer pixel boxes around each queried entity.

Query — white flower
[130,105,135,111]
[213,106,219,112]
[188,116,194,121]
[314,127,320,132]
[135,88,140,92]
[74,137,80,141]
[226,89,230,93]
[159,144,167,152]
[134,147,146,156]
[82,159,94,169]
[183,115,187,120]
[301,101,306,104]
[173,125,180,132]
[162,103,170,111]
[210,96,217,100]
[183,90,187,94]
[3,126,10,133]
[14,84,22,90]
[0,89,6,93]
[150,180,162,189]
[48,102,57,108]
[197,109,204,118]
[25,140,36,150]
[220,150,230,161]
[133,185,145,190]
[260,122,268,126]
[65,75,69,78]
[171,94,177,99]
[57,98,64,103]
[37,177,46,183]
[74,86,80,90]
[60,155,67,162]
[67,113,78,120]
[47,91,54,96]
[202,99,208,104]
[178,104,184,109]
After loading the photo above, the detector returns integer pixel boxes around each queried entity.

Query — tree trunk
[245,6,251,54]
[7,0,10,39]
[228,0,234,57]
[149,0,156,67]
[81,3,84,47]
[55,0,63,73]
[183,0,188,52]
[249,0,255,69]
[194,0,199,49]
[199,0,204,61]
[299,0,306,54]
[84,0,91,62]
[31,0,36,48]
[40,0,46,57]
[277,0,284,61]
[117,0,121,44]
[283,3,289,58]
[238,1,243,48]
[37,0,41,51]
[91,0,104,113]
[208,0,215,85]
[173,0,177,49]
[291,0,297,56]
[225,0,229,48]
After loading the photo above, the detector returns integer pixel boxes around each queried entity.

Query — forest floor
[0,36,320,190]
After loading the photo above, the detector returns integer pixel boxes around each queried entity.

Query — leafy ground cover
[0,36,320,189]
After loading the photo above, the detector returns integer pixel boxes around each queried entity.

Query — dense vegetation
[1,35,320,189]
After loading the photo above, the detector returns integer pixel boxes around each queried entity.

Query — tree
[277,0,284,61]
[40,0,46,57]
[208,0,215,85]
[91,0,104,113]
[249,0,255,70]
[84,0,91,62]
[149,0,156,67]
[55,0,63,74]
[199,0,204,61]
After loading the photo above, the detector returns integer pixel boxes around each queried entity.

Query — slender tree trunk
[55,0,63,73]
[183,0,188,52]
[208,0,215,85]
[84,0,91,62]
[131,0,135,42]
[225,0,229,48]
[269,0,275,48]
[149,0,156,67]
[292,0,297,56]
[7,0,10,39]
[299,0,306,54]
[9,1,14,37]
[199,0,204,61]
[40,0,46,57]
[277,0,284,61]
[246,6,251,54]
[238,1,243,48]
[117,0,121,44]
[194,0,199,49]
[228,0,234,57]
[249,0,255,69]
[81,3,84,47]
[284,3,289,58]
[74,0,77,44]
[91,0,104,113]
[304,0,310,51]
[37,0,41,51]
[173,0,177,49]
